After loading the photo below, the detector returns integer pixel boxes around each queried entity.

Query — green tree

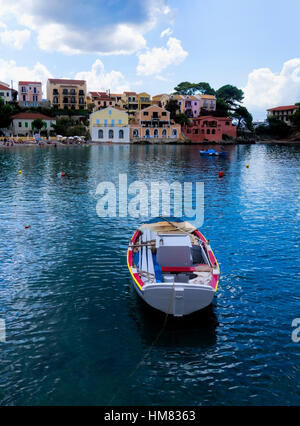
[195,82,215,95]
[233,106,254,131]
[174,113,190,126]
[0,98,14,129]
[31,118,46,132]
[174,82,196,95]
[165,98,180,119]
[290,103,300,128]
[265,116,291,138]
[216,85,244,107]
[215,98,230,117]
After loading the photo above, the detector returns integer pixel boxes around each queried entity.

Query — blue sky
[0,0,300,119]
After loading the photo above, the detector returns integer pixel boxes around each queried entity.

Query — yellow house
[138,92,151,110]
[90,106,130,143]
[47,78,87,110]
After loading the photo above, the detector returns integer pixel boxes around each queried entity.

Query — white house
[0,82,17,104]
[10,113,56,136]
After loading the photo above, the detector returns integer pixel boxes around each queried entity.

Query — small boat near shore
[127,219,220,317]
[200,149,227,157]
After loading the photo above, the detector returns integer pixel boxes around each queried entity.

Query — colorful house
[137,92,151,110]
[130,105,181,140]
[121,92,139,117]
[0,82,17,104]
[161,94,216,118]
[18,81,42,107]
[182,116,236,142]
[47,78,87,110]
[90,106,130,143]
[267,105,298,126]
[89,91,116,111]
[10,112,56,137]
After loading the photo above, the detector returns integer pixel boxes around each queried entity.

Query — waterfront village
[0,79,300,145]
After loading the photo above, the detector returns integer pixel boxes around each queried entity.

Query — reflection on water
[0,144,299,406]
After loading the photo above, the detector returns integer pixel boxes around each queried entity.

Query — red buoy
[218,171,224,178]
[25,225,30,229]
[61,172,66,177]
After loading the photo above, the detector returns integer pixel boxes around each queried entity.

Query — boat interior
[132,227,213,286]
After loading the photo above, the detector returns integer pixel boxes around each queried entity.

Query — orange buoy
[25,225,30,229]
[218,171,224,178]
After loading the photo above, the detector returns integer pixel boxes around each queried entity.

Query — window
[118,120,122,125]
[22,95,26,101]
[63,97,68,104]
[119,130,124,139]
[63,89,68,95]
[25,122,28,128]
[108,109,112,115]
[162,129,167,137]
[144,111,149,116]
[79,90,84,96]
[109,130,114,139]
[225,121,230,125]
[133,129,139,137]
[22,86,26,93]
[96,119,100,125]
[98,129,103,139]
[33,87,37,94]
[153,112,158,118]
[70,89,76,95]
[207,129,210,134]
[145,129,150,137]
[162,112,167,116]
[18,122,22,127]
[154,129,159,138]
[104,119,108,126]
[111,119,115,127]
[172,129,177,137]
[212,129,216,134]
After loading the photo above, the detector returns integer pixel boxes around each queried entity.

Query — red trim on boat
[131,230,140,244]
[211,275,218,290]
[128,250,133,267]
[133,273,145,288]
[193,230,207,243]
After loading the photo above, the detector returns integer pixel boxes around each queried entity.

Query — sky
[0,0,299,120]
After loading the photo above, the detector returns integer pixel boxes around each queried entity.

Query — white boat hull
[132,279,215,317]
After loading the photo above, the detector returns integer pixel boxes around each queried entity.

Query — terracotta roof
[19,81,41,85]
[267,105,297,111]
[11,113,54,120]
[89,91,112,100]
[124,91,137,95]
[200,95,216,99]
[48,78,86,85]
[0,84,11,90]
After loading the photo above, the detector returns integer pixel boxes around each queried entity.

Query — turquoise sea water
[0,144,299,406]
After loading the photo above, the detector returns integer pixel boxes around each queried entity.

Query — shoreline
[1,139,300,148]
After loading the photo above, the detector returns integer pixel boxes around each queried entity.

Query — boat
[127,219,220,317]
[199,149,227,157]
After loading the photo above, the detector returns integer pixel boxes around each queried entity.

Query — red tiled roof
[48,78,86,85]
[0,84,12,90]
[124,91,137,95]
[11,113,54,120]
[19,81,41,85]
[267,105,297,111]
[89,91,112,100]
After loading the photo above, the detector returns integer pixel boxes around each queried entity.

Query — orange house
[182,116,236,142]
[130,105,181,140]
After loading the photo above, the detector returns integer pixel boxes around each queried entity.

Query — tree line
[166,81,254,131]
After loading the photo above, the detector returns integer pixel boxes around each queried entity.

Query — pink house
[182,116,237,142]
[18,81,42,105]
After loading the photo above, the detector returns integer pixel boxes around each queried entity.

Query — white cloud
[0,0,172,55]
[136,37,188,76]
[243,58,300,114]
[75,59,130,93]
[160,27,173,38]
[0,29,30,49]
[0,59,52,96]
